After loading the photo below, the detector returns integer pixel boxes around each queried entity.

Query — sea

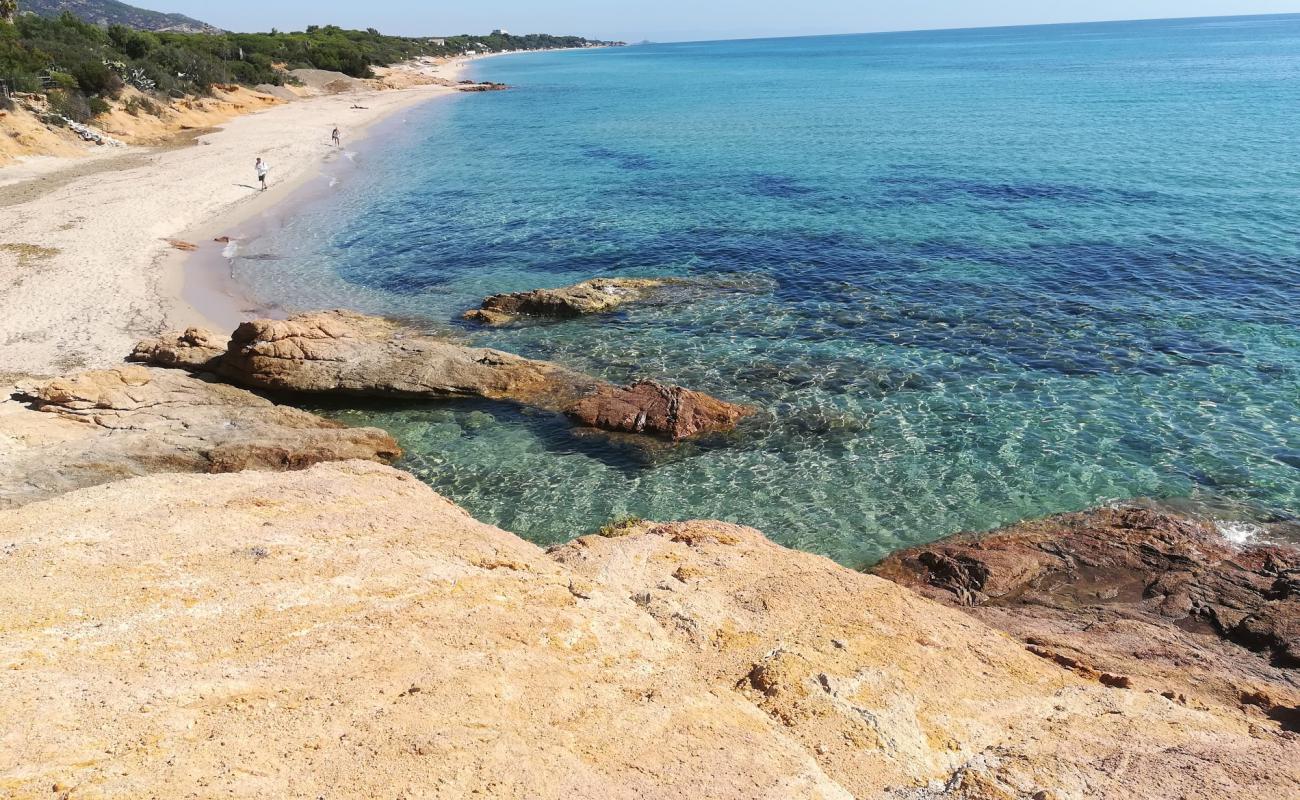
[227,15,1300,566]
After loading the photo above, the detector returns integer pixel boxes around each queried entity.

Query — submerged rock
[132,310,752,441]
[463,277,672,325]
[874,506,1300,715]
[0,366,400,508]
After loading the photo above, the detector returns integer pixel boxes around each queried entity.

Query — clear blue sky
[152,1,1300,42]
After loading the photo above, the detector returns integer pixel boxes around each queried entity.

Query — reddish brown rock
[874,506,1300,716]
[566,379,755,441]
[133,311,754,442]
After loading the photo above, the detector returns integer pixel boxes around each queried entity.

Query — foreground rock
[0,366,399,508]
[874,506,1300,721]
[1,465,1295,799]
[463,277,672,325]
[132,310,754,441]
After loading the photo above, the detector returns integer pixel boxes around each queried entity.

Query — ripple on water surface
[240,17,1300,565]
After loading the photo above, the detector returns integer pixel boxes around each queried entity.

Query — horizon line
[628,11,1299,46]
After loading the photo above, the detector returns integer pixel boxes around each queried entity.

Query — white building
[492,28,509,36]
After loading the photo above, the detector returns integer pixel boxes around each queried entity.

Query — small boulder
[566,379,754,441]
[131,327,228,372]
[464,278,671,325]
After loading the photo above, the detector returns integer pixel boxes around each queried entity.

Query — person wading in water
[331,126,341,147]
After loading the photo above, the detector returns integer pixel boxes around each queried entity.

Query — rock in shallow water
[463,277,673,325]
[132,310,753,441]
[567,378,755,441]
[874,505,1300,715]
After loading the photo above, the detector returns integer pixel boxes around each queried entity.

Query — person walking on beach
[331,126,341,147]
[255,157,269,191]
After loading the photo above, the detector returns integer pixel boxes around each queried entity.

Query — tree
[0,0,18,25]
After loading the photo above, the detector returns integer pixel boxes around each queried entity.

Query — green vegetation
[23,0,218,33]
[0,10,619,121]
[596,516,646,538]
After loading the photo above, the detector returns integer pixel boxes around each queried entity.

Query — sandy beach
[0,58,486,376]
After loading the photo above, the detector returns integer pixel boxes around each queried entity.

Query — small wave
[327,176,339,188]
[1215,520,1264,545]
[221,241,239,259]
[343,151,357,162]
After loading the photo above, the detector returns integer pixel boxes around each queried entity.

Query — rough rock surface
[463,278,671,325]
[132,310,753,440]
[1,466,1296,799]
[874,506,1300,722]
[0,366,399,508]
[567,379,756,441]
[457,81,510,92]
[130,325,227,372]
[216,311,596,408]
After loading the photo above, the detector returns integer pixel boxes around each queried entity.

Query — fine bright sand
[0,58,481,376]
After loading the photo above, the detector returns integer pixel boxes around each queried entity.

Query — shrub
[46,70,77,91]
[596,515,646,538]
[122,94,160,116]
[87,94,110,116]
[46,88,90,122]
[71,61,123,98]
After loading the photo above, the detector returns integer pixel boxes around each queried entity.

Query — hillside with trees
[0,6,620,123]
[20,0,220,33]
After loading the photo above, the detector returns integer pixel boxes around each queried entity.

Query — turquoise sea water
[233,16,1300,566]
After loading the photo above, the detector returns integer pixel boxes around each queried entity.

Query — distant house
[429,38,446,46]
[492,28,509,36]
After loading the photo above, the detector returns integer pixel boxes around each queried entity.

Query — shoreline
[0,53,506,375]
[169,47,593,333]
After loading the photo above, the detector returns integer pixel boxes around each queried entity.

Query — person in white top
[255,157,269,191]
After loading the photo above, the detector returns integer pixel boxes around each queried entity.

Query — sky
[153,1,1300,42]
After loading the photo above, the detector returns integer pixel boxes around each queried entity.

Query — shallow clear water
[233,16,1300,566]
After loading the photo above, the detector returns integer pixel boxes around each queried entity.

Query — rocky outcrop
[567,379,755,441]
[130,325,227,371]
[215,311,598,409]
[463,278,672,325]
[0,366,399,508]
[132,310,753,441]
[1,465,1296,799]
[874,506,1300,719]
[457,81,510,92]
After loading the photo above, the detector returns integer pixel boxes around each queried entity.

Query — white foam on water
[343,151,357,162]
[221,241,239,259]
[1215,520,1264,545]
